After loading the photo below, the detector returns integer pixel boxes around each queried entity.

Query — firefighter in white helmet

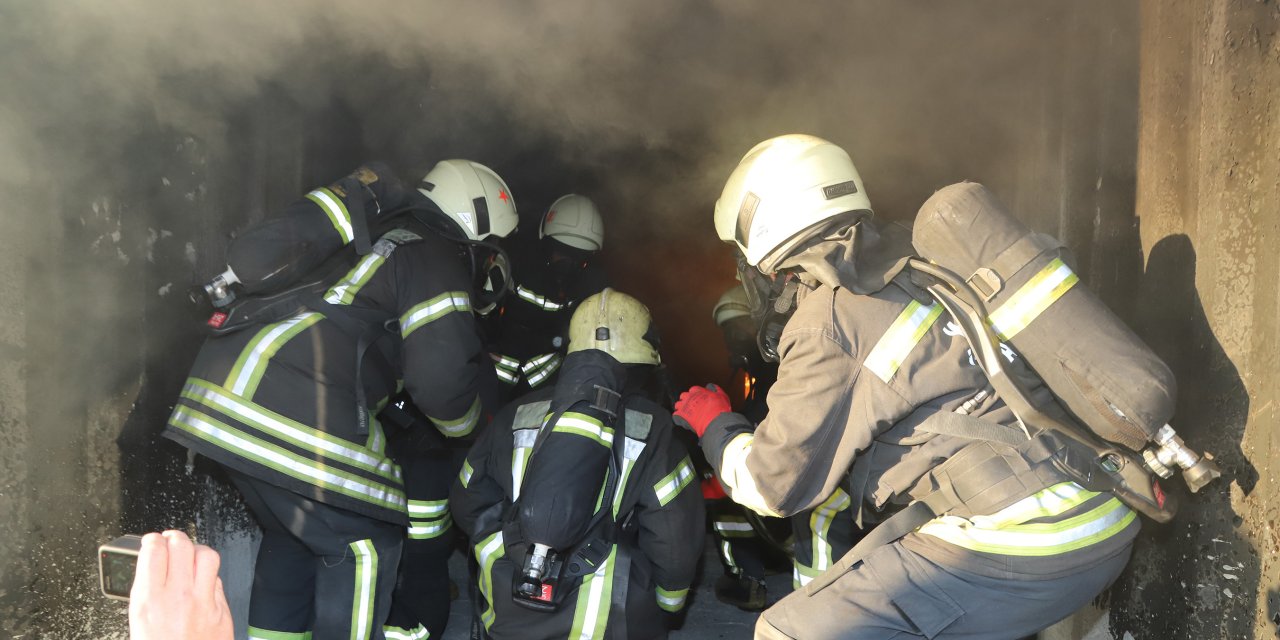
[489,194,610,400]
[453,289,703,639]
[675,134,1137,639]
[165,160,515,640]
[381,159,518,639]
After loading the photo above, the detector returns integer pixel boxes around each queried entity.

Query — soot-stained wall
[1105,1,1280,638]
[6,1,1270,638]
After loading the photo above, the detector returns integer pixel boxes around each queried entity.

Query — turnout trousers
[755,537,1132,640]
[386,448,462,639]
[230,471,404,640]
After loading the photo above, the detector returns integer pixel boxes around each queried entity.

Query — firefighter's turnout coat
[165,225,490,525]
[490,241,609,392]
[701,224,1139,637]
[452,388,704,640]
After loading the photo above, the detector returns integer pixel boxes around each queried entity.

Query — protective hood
[774,217,915,295]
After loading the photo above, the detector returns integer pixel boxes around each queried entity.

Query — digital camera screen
[100,549,138,598]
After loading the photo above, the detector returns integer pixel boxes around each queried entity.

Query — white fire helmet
[568,288,660,365]
[540,194,604,251]
[713,134,872,273]
[712,285,752,328]
[417,160,519,241]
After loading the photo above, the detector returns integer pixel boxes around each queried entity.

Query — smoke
[0,1,1136,633]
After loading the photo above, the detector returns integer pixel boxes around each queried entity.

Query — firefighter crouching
[711,285,861,602]
[166,160,516,640]
[489,194,609,400]
[676,135,1141,639]
[452,288,704,640]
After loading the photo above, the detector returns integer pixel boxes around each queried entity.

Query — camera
[98,534,143,601]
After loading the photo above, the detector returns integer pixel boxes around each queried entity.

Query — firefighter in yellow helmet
[453,289,703,639]
[675,135,1138,639]
[489,194,610,400]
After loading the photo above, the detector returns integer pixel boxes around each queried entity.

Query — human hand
[673,384,731,438]
[128,531,233,640]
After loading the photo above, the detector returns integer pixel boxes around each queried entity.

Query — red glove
[701,476,728,500]
[674,384,731,438]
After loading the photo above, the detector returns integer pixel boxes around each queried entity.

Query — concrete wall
[1103,1,1280,638]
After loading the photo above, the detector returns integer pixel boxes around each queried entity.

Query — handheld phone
[98,534,144,601]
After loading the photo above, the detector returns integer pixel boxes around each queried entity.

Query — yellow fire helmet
[568,288,661,365]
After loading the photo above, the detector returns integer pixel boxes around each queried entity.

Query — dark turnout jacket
[166,225,491,525]
[452,387,703,640]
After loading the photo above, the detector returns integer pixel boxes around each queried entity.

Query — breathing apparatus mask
[401,202,513,316]
[736,253,800,363]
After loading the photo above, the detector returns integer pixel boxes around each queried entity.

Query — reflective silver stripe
[653,457,695,506]
[325,254,387,305]
[428,396,481,437]
[349,539,377,640]
[306,188,355,244]
[569,547,617,639]
[515,285,565,311]
[408,514,452,539]
[864,301,943,383]
[226,312,324,398]
[919,491,1136,556]
[810,488,852,570]
[407,499,448,518]
[383,624,429,640]
[655,585,688,613]
[524,353,563,387]
[720,539,739,570]
[494,366,520,385]
[170,406,405,511]
[400,292,471,338]
[511,428,540,500]
[989,258,1078,340]
[459,459,474,488]
[611,438,646,517]
[475,532,505,629]
[552,412,614,447]
[183,380,397,479]
[714,520,755,535]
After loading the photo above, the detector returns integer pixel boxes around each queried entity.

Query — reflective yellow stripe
[792,562,823,589]
[918,484,1136,556]
[458,459,474,488]
[864,301,943,383]
[400,292,471,338]
[653,456,695,506]
[988,258,1078,340]
[655,585,688,613]
[474,532,505,629]
[248,628,313,640]
[306,188,355,244]
[383,624,429,640]
[568,546,617,639]
[516,285,566,311]
[408,514,452,540]
[349,539,378,640]
[809,488,852,571]
[552,412,615,448]
[325,253,387,305]
[428,396,481,438]
[225,312,324,399]
[407,498,448,518]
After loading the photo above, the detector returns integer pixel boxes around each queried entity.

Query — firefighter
[452,289,704,640]
[489,194,609,399]
[676,135,1138,639]
[713,285,860,592]
[165,159,516,640]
